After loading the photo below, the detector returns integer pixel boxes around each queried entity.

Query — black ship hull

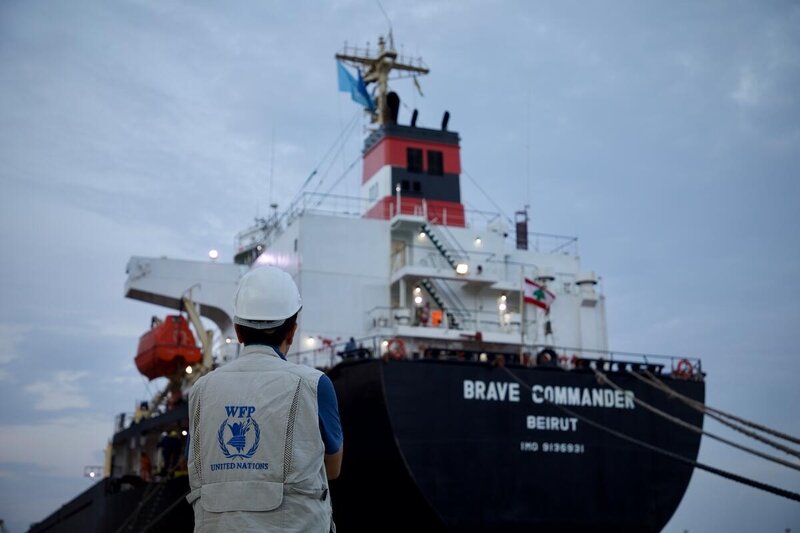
[31,359,704,532]
[329,359,705,532]
[29,475,191,533]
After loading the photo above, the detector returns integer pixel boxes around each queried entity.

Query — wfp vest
[187,345,331,532]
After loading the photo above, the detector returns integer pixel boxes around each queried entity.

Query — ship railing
[287,192,370,222]
[114,410,161,432]
[367,305,521,334]
[525,232,578,255]
[339,42,429,73]
[394,247,473,274]
[232,194,370,255]
[287,335,703,381]
[274,192,578,256]
[290,336,380,369]
[114,411,144,432]
[531,344,703,380]
[115,412,132,432]
[461,207,580,256]
[390,247,587,300]
[387,199,442,221]
[390,245,499,276]
[113,402,176,432]
[235,218,272,249]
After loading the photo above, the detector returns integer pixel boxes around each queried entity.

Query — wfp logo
[217,405,261,459]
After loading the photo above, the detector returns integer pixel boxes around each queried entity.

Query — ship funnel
[385,91,400,125]
[441,110,450,131]
[411,109,418,127]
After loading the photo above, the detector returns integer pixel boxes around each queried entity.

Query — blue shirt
[272,345,343,455]
[317,374,343,454]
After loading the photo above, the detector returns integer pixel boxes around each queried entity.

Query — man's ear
[285,321,298,346]
[234,324,243,343]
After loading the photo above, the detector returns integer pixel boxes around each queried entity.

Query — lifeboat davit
[135,315,202,380]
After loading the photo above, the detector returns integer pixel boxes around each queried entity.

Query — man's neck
[244,343,287,360]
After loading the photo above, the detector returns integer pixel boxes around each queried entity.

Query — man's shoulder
[284,361,324,382]
[195,354,323,384]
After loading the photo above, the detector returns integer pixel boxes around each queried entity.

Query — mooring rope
[629,368,800,459]
[500,366,800,503]
[592,368,800,472]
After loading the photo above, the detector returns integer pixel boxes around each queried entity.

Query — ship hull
[31,358,703,532]
[329,359,705,532]
[29,475,191,533]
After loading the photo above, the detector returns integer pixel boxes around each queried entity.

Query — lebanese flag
[524,278,556,311]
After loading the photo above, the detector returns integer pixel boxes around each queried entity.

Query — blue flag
[337,61,375,111]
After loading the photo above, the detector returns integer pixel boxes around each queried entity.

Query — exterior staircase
[118,481,166,532]
[420,222,460,271]
[420,278,470,330]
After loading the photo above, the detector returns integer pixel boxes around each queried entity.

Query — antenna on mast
[376,0,394,49]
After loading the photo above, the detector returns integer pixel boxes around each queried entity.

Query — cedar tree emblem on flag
[524,278,556,311]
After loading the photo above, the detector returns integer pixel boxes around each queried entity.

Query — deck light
[414,295,423,305]
[499,302,507,312]
[500,294,507,302]
[182,430,188,436]
[305,336,316,348]
[185,366,193,375]
[414,287,421,295]
[479,353,488,363]
[418,231,426,239]
[474,237,481,246]
[208,249,219,260]
[225,337,232,344]
[456,263,469,275]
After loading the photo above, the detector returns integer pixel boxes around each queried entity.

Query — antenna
[526,91,531,209]
[376,0,394,49]
[268,127,275,207]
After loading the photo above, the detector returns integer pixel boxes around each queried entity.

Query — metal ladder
[420,278,469,330]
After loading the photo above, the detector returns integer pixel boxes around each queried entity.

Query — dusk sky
[1,1,799,531]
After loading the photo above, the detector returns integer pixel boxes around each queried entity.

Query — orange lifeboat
[135,315,202,380]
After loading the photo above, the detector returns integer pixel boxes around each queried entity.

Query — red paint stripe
[363,136,461,183]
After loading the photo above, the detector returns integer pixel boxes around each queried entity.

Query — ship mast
[336,34,429,125]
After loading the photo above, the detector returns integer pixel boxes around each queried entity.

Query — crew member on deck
[140,451,152,482]
[133,401,150,424]
[158,430,181,477]
[344,336,357,358]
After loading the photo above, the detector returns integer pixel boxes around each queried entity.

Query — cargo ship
[30,35,705,532]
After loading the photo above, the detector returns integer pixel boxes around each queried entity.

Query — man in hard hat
[187,265,343,532]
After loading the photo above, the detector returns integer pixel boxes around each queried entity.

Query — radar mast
[336,34,429,125]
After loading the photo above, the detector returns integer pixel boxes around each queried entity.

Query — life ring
[675,359,694,379]
[387,338,406,360]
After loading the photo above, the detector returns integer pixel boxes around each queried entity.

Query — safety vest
[187,345,332,532]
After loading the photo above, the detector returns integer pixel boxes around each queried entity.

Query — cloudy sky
[1,1,799,531]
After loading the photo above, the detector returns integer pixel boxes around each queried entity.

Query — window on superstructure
[427,150,443,176]
[412,181,421,193]
[401,180,410,191]
[407,148,423,173]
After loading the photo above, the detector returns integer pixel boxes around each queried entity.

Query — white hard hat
[233,266,302,329]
